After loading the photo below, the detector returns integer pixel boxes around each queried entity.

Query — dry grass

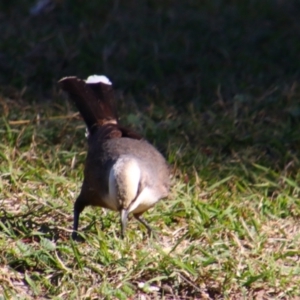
[1,89,300,299]
[1,0,300,299]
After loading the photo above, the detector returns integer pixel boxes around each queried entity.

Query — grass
[1,0,300,299]
[1,91,300,298]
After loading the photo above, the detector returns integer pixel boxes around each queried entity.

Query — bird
[58,75,170,239]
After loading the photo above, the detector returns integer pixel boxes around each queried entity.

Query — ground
[0,0,300,299]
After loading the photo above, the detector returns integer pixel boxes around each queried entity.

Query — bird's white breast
[106,156,141,210]
[128,187,160,214]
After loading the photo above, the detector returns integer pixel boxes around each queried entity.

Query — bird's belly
[128,187,160,214]
[101,194,119,211]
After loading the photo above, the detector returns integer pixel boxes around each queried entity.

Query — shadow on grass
[0,207,69,242]
[1,1,299,174]
[0,0,299,108]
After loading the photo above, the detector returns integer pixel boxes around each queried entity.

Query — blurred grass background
[1,0,300,298]
[1,0,300,107]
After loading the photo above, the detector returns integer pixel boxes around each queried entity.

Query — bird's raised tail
[58,75,118,135]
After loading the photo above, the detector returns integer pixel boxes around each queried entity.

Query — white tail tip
[86,75,112,85]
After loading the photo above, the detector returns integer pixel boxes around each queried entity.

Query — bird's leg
[72,209,80,240]
[134,214,155,237]
[120,209,129,239]
[72,195,86,240]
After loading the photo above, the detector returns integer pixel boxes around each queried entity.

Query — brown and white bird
[58,75,170,239]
